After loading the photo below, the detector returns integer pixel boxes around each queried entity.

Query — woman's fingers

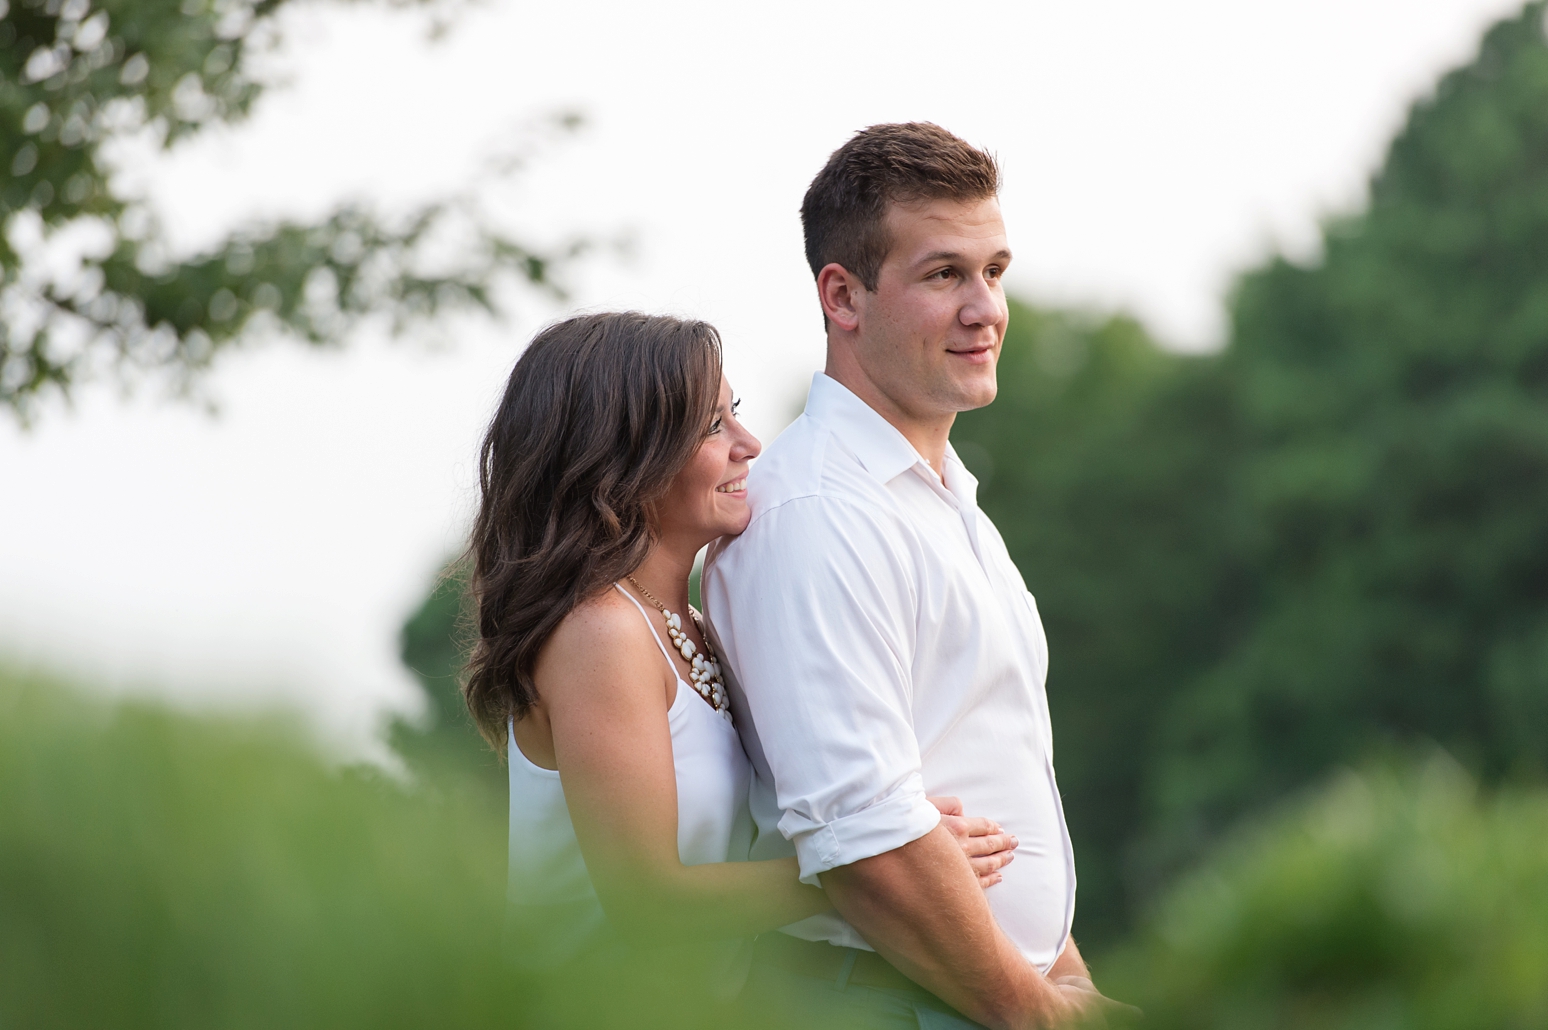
[969,849,1015,877]
[958,815,1001,838]
[933,799,1018,890]
[941,813,1001,839]
[926,795,964,817]
[960,831,1018,858]
[938,813,982,844]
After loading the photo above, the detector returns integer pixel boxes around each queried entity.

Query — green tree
[951,302,1249,946]
[1,0,578,421]
[393,561,502,795]
[956,2,1548,945]
[1148,0,1548,867]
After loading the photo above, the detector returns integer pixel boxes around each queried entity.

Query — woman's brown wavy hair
[463,311,723,751]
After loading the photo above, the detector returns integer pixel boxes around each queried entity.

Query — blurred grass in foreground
[1105,756,1548,1029]
[0,666,744,1030]
[4,665,1546,1029]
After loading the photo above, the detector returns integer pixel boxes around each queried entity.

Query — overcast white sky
[0,0,1527,757]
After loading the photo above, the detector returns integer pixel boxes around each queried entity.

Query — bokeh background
[5,0,1548,1026]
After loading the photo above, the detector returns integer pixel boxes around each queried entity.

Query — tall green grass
[0,666,512,1028]
[4,666,1545,1029]
[0,667,743,1029]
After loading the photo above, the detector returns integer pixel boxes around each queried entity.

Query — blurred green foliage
[0,0,580,420]
[1102,756,1548,1029]
[953,1,1548,946]
[393,560,505,797]
[0,665,756,1029]
[0,665,514,1028]
[6,665,1545,1027]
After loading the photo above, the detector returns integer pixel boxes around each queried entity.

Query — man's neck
[823,364,954,476]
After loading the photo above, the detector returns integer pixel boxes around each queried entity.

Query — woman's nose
[735,423,762,461]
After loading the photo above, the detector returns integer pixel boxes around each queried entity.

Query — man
[704,123,1116,1029]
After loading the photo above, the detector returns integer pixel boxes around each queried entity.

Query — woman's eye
[708,418,724,435]
[731,399,742,416]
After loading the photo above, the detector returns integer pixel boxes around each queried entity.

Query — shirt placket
[912,463,988,569]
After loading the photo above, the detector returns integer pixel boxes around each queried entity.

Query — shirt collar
[804,372,928,485]
[941,442,980,512]
[805,373,981,501]
[804,371,985,555]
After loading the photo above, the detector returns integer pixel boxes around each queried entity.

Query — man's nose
[959,275,1005,328]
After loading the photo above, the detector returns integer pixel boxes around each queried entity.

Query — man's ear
[816,262,864,333]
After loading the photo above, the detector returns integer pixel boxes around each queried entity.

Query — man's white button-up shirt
[704,372,1076,972]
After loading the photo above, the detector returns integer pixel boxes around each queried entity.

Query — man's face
[853,195,1010,420]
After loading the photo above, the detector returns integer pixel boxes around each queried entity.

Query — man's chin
[946,378,998,412]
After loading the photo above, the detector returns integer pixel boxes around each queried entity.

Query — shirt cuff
[783,791,942,886]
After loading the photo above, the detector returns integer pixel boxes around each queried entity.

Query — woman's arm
[535,595,829,944]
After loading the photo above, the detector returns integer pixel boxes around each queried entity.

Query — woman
[462,312,1016,969]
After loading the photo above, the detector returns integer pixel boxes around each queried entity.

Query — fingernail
[1010,836,1019,847]
[1003,853,1015,864]
[992,823,1002,833]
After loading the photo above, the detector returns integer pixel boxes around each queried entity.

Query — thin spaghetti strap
[613,583,683,680]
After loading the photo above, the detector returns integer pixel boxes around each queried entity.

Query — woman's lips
[715,477,747,494]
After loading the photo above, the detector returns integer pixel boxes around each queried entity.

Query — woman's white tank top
[505,584,752,966]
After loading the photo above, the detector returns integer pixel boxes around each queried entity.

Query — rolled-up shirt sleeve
[706,494,940,884]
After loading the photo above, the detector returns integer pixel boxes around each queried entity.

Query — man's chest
[886,487,1049,737]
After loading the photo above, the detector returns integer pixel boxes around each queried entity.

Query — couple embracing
[462,123,1126,1029]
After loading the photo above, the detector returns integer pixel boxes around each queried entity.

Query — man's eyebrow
[917,248,1014,265]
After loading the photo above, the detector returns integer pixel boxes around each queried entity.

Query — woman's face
[656,376,762,546]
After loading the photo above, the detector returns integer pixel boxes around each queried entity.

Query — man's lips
[948,344,995,363]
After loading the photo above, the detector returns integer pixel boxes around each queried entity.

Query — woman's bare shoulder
[536,587,666,699]
[554,586,652,648]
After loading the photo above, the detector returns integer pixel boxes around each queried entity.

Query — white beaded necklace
[626,576,731,715]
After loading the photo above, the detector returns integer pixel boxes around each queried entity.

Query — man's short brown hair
[801,122,1001,291]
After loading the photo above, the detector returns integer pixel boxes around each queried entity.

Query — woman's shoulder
[556,585,651,644]
[535,586,667,695]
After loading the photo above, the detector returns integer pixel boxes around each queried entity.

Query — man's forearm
[1046,937,1091,983]
[821,824,1066,1030]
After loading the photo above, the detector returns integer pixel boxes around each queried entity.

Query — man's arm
[823,824,1070,1030]
[1046,937,1091,985]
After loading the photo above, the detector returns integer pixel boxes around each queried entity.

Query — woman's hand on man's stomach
[927,795,1017,888]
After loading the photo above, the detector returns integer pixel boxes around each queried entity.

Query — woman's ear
[816,263,864,333]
